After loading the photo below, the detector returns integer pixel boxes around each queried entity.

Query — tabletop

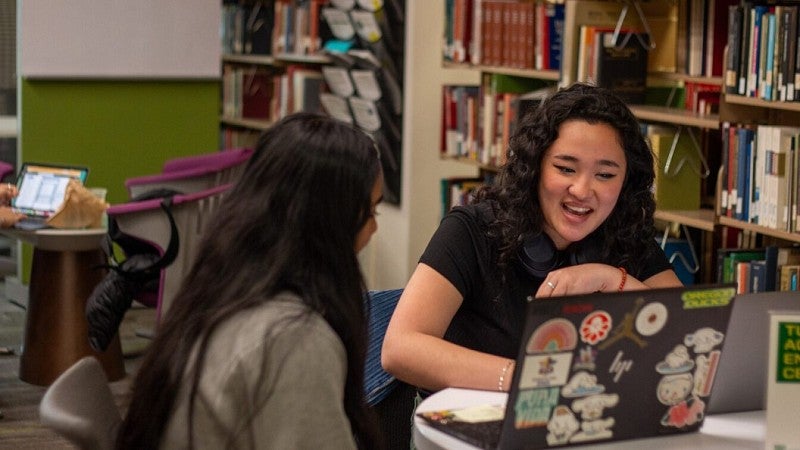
[413,387,765,450]
[0,227,107,252]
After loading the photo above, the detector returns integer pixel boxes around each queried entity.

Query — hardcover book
[594,31,649,104]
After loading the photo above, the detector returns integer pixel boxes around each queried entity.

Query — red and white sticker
[580,311,612,345]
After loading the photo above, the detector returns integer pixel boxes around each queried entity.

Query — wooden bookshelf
[629,105,719,129]
[442,62,560,81]
[219,116,273,130]
[441,156,501,173]
[655,209,717,232]
[719,216,800,244]
[724,94,800,113]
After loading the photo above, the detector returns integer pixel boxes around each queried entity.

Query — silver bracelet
[498,360,513,392]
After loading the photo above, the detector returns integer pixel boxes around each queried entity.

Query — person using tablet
[0,183,25,228]
[116,113,384,449]
[382,83,683,394]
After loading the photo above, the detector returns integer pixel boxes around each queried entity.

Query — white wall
[19,0,220,79]
[361,1,479,290]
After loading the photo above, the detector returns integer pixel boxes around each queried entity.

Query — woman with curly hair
[382,83,681,393]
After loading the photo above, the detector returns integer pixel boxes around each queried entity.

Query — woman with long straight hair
[116,112,384,449]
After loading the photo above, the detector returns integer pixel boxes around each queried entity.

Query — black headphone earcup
[568,236,605,266]
[518,233,559,278]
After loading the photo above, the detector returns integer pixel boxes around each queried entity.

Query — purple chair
[0,161,14,181]
[125,148,253,199]
[104,184,231,322]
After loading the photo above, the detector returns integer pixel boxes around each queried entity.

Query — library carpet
[0,300,152,449]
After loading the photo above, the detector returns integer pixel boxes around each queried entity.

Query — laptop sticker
[570,417,616,442]
[684,327,725,353]
[527,318,578,353]
[656,345,695,374]
[657,373,705,428]
[546,405,579,445]
[579,311,612,345]
[561,371,605,398]
[693,350,721,397]
[572,393,619,420]
[573,345,598,371]
[598,297,649,350]
[514,387,560,429]
[519,353,572,389]
[635,301,669,336]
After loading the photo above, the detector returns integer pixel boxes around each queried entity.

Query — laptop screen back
[12,163,89,217]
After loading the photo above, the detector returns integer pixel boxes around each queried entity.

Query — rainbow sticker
[528,318,578,354]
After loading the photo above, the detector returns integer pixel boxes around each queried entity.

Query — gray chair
[39,356,122,450]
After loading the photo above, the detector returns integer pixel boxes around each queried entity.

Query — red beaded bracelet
[618,267,627,292]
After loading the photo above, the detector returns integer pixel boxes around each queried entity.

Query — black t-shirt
[419,203,672,359]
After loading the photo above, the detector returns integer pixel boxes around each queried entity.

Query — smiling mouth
[563,203,592,216]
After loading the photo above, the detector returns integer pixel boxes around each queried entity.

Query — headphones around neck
[517,233,604,278]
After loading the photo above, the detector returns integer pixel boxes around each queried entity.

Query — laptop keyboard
[422,417,502,450]
[14,217,49,230]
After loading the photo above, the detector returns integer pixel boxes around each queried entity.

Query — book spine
[726,5,743,94]
[762,13,776,100]
[750,260,767,293]
[736,127,753,220]
[727,123,738,218]
[785,6,798,101]
[738,5,752,95]
[547,3,565,71]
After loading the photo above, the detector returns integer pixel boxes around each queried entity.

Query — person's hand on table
[0,207,25,228]
[0,184,25,228]
[0,183,17,205]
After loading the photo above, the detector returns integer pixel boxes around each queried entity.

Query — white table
[414,388,765,450]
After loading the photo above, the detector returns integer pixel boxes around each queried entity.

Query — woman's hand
[0,183,17,205]
[535,263,628,298]
[0,207,26,228]
[535,263,683,298]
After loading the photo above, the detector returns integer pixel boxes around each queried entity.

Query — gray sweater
[161,293,358,449]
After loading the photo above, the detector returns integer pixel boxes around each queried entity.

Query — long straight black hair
[116,113,383,449]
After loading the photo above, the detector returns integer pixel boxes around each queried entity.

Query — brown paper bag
[46,179,109,229]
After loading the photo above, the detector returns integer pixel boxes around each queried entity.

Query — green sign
[777,322,800,383]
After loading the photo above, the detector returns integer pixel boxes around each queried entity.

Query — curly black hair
[476,82,657,275]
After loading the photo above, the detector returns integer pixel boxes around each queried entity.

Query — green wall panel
[20,79,219,204]
[18,79,220,283]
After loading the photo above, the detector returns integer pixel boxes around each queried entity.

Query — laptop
[417,284,737,449]
[707,290,800,414]
[11,162,89,230]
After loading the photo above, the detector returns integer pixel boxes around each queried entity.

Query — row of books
[681,0,737,78]
[443,0,565,71]
[574,26,649,104]
[442,0,742,83]
[222,1,275,55]
[719,123,800,233]
[724,3,800,102]
[221,0,326,57]
[440,75,552,167]
[440,177,487,218]
[221,64,325,122]
[221,127,261,150]
[718,246,800,293]
[560,0,749,83]
[683,81,721,115]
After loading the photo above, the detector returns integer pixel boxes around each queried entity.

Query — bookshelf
[439,0,800,285]
[219,52,331,134]
[220,0,407,204]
